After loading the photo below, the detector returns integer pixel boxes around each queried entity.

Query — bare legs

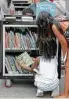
[55,49,69,98]
[64,49,69,97]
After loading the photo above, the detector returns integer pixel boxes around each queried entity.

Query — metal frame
[3,24,37,77]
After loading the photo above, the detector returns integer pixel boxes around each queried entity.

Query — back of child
[34,56,59,96]
[35,11,59,97]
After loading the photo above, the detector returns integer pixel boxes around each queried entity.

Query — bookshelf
[3,21,38,86]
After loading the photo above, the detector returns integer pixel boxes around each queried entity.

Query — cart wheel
[5,79,12,87]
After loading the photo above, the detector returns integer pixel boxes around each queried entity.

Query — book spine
[7,56,18,74]
[20,34,25,49]
[14,32,21,48]
[26,33,31,49]
[29,31,36,48]
[5,32,8,48]
[5,57,13,74]
[15,58,23,74]
[22,35,28,50]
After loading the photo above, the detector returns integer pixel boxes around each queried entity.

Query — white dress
[34,56,59,91]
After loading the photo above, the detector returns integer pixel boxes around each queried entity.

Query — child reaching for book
[33,11,59,97]
[16,11,59,97]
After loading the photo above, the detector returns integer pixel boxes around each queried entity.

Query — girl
[34,11,59,96]
[17,11,59,97]
[37,11,69,98]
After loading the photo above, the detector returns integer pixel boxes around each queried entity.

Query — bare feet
[54,93,69,98]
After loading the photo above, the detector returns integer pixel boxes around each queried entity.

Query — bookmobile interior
[0,0,69,98]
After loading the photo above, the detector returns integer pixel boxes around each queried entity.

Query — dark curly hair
[36,11,57,60]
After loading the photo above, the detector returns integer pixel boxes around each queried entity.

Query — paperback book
[16,51,40,74]
[16,51,34,67]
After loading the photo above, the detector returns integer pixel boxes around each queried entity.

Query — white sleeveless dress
[34,56,59,91]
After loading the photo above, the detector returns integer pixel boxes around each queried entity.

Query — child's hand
[32,57,36,61]
[31,57,39,71]
[16,59,20,66]
[16,59,23,66]
[16,59,33,72]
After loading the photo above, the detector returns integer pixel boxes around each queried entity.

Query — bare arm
[16,57,40,72]
[31,57,40,70]
[52,24,68,57]
[16,60,33,72]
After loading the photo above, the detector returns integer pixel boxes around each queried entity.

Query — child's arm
[16,57,40,72]
[31,57,40,70]
[16,60,33,72]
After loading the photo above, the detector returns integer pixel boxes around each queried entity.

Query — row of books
[5,54,32,74]
[5,28,37,49]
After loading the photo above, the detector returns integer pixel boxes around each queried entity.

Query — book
[14,32,21,48]
[14,57,23,74]
[16,51,34,67]
[6,56,18,74]
[29,31,36,48]
[5,57,13,74]
[36,2,56,19]
[16,51,40,74]
[8,30,14,48]
[5,32,8,48]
